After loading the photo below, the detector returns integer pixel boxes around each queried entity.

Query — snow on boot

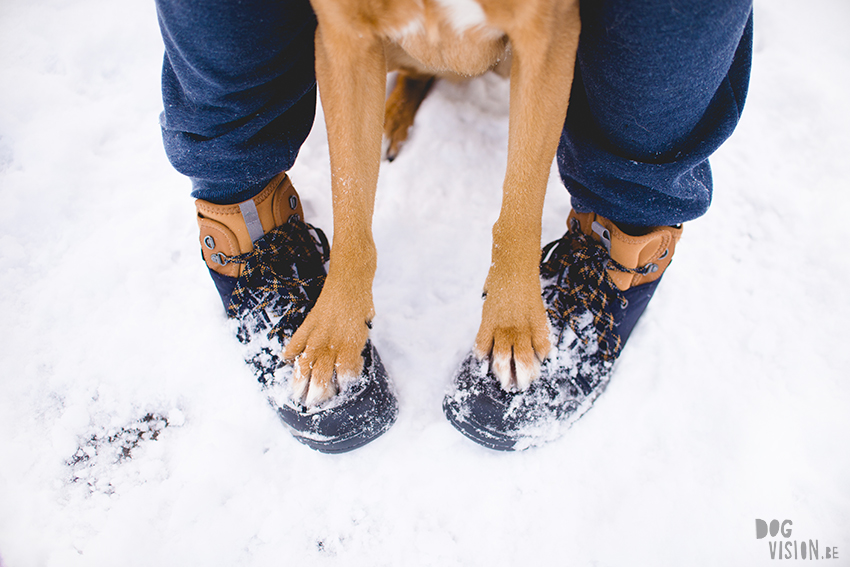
[443,210,682,451]
[196,173,398,453]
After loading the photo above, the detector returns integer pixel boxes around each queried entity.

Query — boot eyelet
[659,249,669,260]
[203,235,216,250]
[211,252,230,266]
[646,263,659,273]
[288,213,301,224]
[289,195,298,210]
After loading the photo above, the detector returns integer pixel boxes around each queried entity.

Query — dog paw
[474,291,552,392]
[284,281,374,408]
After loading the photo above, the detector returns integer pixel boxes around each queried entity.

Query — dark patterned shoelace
[541,224,651,361]
[225,220,329,342]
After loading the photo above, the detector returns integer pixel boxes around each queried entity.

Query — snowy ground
[1,0,849,565]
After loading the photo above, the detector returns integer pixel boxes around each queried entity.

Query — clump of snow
[66,412,172,496]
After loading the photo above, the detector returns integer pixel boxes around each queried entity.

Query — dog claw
[384,144,398,162]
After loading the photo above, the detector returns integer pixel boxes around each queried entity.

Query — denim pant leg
[558,0,754,228]
[156,0,317,204]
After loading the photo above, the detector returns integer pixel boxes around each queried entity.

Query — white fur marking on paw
[305,378,338,409]
[492,350,514,391]
[514,356,540,392]
[334,368,358,391]
[291,357,310,403]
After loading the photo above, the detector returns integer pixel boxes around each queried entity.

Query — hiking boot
[196,173,398,453]
[443,210,682,451]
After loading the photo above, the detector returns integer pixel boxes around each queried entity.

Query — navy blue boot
[196,173,398,453]
[444,210,682,450]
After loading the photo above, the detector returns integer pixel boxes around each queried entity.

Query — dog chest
[432,0,488,32]
[383,0,508,77]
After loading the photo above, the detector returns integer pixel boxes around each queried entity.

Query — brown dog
[284,0,581,406]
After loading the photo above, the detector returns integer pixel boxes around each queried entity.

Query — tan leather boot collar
[195,173,305,278]
[568,210,683,291]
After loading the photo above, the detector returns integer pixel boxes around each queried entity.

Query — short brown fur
[285,0,581,404]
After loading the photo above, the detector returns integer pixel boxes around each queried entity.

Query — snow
[1,0,849,565]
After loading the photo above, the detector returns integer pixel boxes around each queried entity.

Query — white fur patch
[305,377,338,408]
[433,0,488,33]
[514,356,540,391]
[390,16,425,41]
[290,357,310,403]
[492,350,514,391]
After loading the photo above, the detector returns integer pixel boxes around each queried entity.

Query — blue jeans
[156,0,317,204]
[157,0,753,226]
[560,0,753,227]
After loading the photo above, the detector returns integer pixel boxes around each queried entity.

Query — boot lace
[225,220,330,342]
[541,222,651,361]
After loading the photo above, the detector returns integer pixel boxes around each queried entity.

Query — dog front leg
[284,18,387,407]
[475,4,581,391]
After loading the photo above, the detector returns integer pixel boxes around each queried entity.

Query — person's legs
[443,1,755,450]
[156,0,317,204]
[155,0,398,452]
[558,0,754,228]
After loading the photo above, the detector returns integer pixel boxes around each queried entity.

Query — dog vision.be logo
[756,519,840,560]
